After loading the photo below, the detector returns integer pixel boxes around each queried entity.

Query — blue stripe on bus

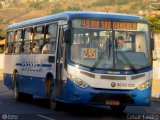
[41,64,52,67]
[16,63,52,68]
[16,63,22,66]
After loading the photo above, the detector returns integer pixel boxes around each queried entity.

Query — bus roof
[7,11,147,30]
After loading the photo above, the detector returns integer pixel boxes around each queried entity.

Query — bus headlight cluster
[69,74,88,88]
[137,80,152,90]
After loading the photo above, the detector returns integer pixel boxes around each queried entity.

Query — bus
[4,11,152,112]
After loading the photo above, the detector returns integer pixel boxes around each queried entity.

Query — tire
[13,72,22,101]
[49,81,57,111]
[111,105,126,113]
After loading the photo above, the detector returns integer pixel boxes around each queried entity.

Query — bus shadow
[19,97,127,119]
[18,94,50,108]
[60,103,127,119]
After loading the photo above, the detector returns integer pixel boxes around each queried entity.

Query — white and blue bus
[4,11,152,112]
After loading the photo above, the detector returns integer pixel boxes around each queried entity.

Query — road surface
[0,81,160,120]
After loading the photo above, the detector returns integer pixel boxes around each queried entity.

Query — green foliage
[152,3,160,10]
[0,17,3,22]
[30,2,42,10]
[51,9,65,14]
[145,15,160,33]
[92,0,130,6]
[66,5,82,11]
[51,2,64,14]
[0,45,4,54]
[0,30,5,39]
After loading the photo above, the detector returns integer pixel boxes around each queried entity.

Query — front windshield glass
[71,29,113,69]
[70,19,151,71]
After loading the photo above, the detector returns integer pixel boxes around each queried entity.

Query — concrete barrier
[152,60,160,98]
[0,53,4,81]
[0,53,4,69]
[0,69,3,81]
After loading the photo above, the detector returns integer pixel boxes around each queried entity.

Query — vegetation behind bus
[0,0,158,39]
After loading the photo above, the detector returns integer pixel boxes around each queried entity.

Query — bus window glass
[23,28,33,54]
[42,23,57,53]
[14,30,22,54]
[6,31,14,54]
[71,28,113,69]
[114,23,150,70]
[33,26,44,53]
[24,28,33,40]
[71,19,151,70]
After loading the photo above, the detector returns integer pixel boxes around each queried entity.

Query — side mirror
[64,30,71,43]
[48,56,55,63]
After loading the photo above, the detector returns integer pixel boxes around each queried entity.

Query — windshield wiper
[90,43,112,71]
[116,47,137,73]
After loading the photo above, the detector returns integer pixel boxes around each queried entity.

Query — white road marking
[37,114,56,120]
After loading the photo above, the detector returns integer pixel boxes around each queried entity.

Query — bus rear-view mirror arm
[64,29,71,43]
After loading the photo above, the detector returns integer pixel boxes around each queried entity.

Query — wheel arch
[45,72,54,97]
[12,69,19,85]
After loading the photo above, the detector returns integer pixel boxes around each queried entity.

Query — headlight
[137,80,152,90]
[69,74,88,88]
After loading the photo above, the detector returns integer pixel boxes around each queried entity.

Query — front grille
[131,74,145,80]
[80,71,95,78]
[93,88,132,91]
[90,93,135,105]
[101,75,126,80]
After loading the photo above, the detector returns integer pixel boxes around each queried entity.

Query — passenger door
[56,21,68,98]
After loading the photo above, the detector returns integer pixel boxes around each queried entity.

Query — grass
[92,0,131,6]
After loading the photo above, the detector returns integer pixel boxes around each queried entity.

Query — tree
[145,15,160,33]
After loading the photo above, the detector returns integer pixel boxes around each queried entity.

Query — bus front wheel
[111,105,126,113]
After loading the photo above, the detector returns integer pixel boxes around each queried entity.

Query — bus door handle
[48,56,55,63]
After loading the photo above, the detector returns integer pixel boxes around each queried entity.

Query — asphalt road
[0,81,160,120]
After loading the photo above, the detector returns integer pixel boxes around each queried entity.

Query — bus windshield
[70,19,151,71]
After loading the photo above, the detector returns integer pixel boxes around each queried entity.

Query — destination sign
[72,19,137,30]
[81,19,111,29]
[113,21,137,30]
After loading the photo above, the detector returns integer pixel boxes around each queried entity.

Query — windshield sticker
[82,48,97,59]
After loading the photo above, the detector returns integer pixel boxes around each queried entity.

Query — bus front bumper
[61,79,151,106]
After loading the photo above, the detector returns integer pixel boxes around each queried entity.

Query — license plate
[106,100,120,105]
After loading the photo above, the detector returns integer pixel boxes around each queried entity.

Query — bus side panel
[18,75,33,94]
[32,76,47,98]
[4,73,13,90]
[18,75,47,98]
[4,55,19,90]
[133,87,151,106]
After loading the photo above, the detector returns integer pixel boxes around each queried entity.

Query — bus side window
[33,26,44,53]
[5,31,14,54]
[42,23,57,54]
[13,30,23,54]
[23,28,33,54]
